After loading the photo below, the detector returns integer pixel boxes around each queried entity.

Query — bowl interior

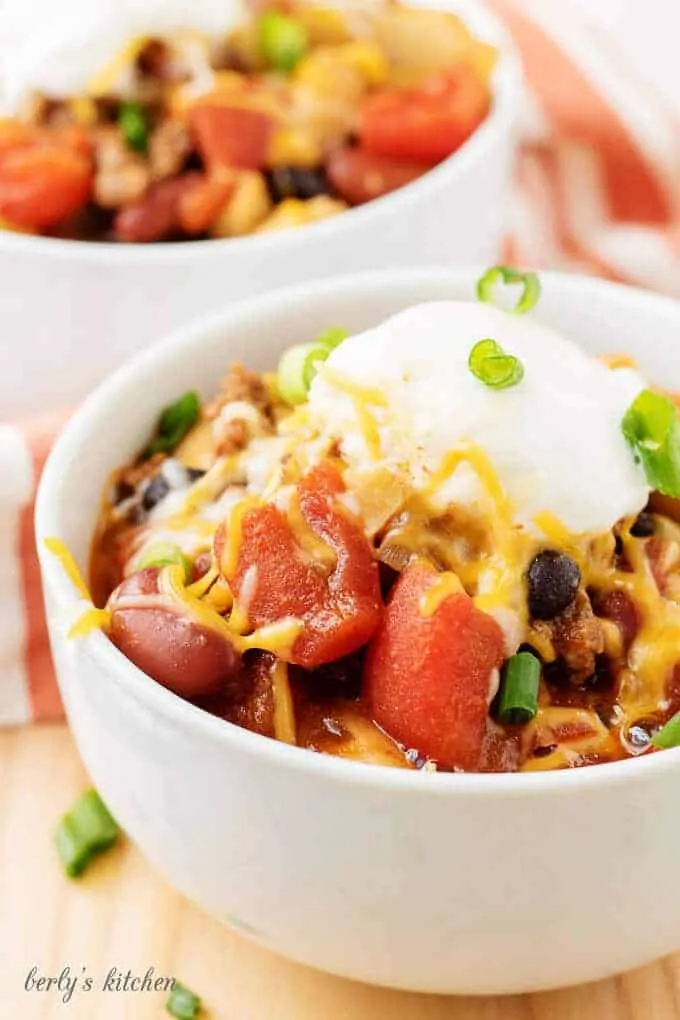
[38,268,680,583]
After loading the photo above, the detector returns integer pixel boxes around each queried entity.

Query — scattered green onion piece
[622,389,680,497]
[166,982,202,1020]
[469,337,524,390]
[651,712,680,749]
[54,789,119,878]
[276,343,324,404]
[137,541,192,580]
[259,11,309,73]
[146,391,200,458]
[315,326,348,353]
[119,101,149,154]
[496,652,541,725]
[476,265,541,315]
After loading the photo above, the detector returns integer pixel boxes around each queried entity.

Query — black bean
[527,550,581,620]
[631,511,655,538]
[266,166,331,203]
[186,467,206,482]
[141,472,170,511]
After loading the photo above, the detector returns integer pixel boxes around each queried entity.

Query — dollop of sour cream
[0,0,244,112]
[308,301,650,535]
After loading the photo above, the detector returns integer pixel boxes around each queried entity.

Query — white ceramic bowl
[37,268,680,996]
[0,0,520,420]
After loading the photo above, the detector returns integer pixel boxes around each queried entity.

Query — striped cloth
[2,0,680,724]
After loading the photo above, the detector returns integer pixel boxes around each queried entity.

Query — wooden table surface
[2,725,679,1020]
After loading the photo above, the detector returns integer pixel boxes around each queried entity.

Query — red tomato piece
[0,120,38,159]
[220,461,383,669]
[114,173,202,243]
[364,560,505,770]
[0,146,93,229]
[178,174,235,235]
[325,145,431,206]
[358,66,490,164]
[188,104,274,171]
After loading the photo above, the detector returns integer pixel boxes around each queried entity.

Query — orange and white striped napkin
[3,0,680,725]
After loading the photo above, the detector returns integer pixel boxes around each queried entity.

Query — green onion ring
[469,338,524,390]
[476,265,541,314]
[651,712,680,749]
[622,388,680,497]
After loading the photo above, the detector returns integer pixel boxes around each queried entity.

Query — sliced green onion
[54,789,119,878]
[622,389,680,497]
[137,541,192,579]
[476,266,541,315]
[166,981,202,1019]
[495,652,541,725]
[315,327,348,353]
[119,101,149,154]
[651,711,680,749]
[259,11,308,73]
[469,337,524,390]
[146,391,200,458]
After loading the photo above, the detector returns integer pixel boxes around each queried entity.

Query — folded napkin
[3,0,680,725]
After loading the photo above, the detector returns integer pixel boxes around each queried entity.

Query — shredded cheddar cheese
[219,495,262,579]
[321,368,387,460]
[44,538,92,601]
[419,571,464,617]
[68,608,112,639]
[272,661,297,745]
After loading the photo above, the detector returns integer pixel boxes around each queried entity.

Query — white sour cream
[308,301,650,535]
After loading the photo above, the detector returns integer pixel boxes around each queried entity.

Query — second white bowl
[0,0,520,419]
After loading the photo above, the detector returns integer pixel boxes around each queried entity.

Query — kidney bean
[114,173,202,242]
[592,589,639,650]
[108,566,242,700]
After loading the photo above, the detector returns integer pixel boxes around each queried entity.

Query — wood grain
[1,725,678,1019]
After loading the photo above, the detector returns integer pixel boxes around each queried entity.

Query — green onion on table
[166,981,203,1019]
[54,788,120,878]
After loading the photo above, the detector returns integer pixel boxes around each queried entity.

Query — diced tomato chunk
[178,174,235,234]
[0,146,92,229]
[0,120,38,158]
[219,461,383,668]
[188,104,274,170]
[325,145,431,205]
[364,560,505,770]
[358,66,490,164]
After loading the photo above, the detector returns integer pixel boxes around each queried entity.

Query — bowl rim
[35,265,680,796]
[0,0,521,264]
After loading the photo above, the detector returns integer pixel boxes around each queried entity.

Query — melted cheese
[272,661,297,745]
[320,368,387,461]
[287,493,337,569]
[69,608,112,639]
[44,537,91,601]
[419,570,464,617]
[219,495,262,578]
